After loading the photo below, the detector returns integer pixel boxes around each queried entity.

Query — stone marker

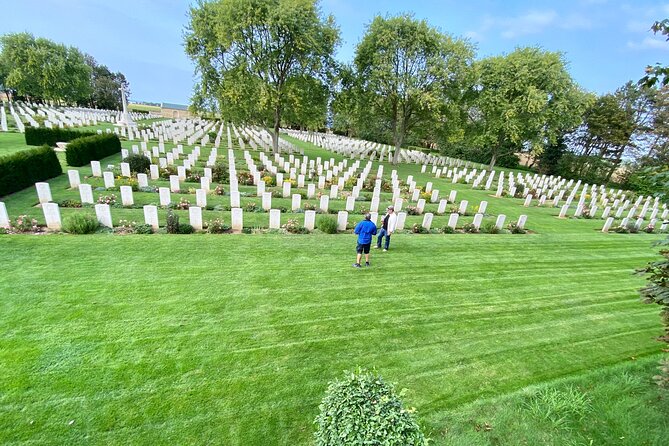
[479,201,488,214]
[150,164,159,180]
[447,213,458,229]
[495,214,506,230]
[448,190,457,203]
[394,198,403,212]
[304,210,316,231]
[473,213,483,230]
[169,175,180,193]
[66,170,80,189]
[422,213,433,230]
[337,211,348,231]
[261,192,271,211]
[458,200,468,215]
[144,205,159,229]
[36,182,52,203]
[370,212,378,225]
[103,172,115,189]
[42,202,61,230]
[517,214,528,229]
[230,191,240,208]
[437,199,448,214]
[257,180,265,197]
[417,199,426,213]
[196,189,207,208]
[307,184,316,198]
[601,217,614,233]
[370,196,380,212]
[159,187,171,206]
[137,173,148,188]
[120,163,131,178]
[396,212,407,230]
[320,195,329,212]
[0,202,9,228]
[346,196,355,211]
[523,194,533,207]
[91,161,102,177]
[231,208,243,232]
[120,186,134,206]
[430,190,439,203]
[292,194,301,211]
[189,206,203,230]
[269,209,281,229]
[283,182,291,198]
[95,203,112,228]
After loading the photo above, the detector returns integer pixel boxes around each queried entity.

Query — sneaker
[353,263,361,268]
[383,249,387,252]
[365,262,370,267]
[373,245,380,249]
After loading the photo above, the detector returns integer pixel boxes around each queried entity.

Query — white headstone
[370,196,380,213]
[120,163,131,178]
[149,164,159,180]
[417,199,426,214]
[170,175,180,193]
[337,211,348,231]
[422,213,433,230]
[35,182,52,204]
[307,183,316,198]
[189,206,203,230]
[346,196,355,211]
[95,203,112,228]
[196,189,207,208]
[230,191,240,208]
[396,212,407,230]
[292,194,301,211]
[137,173,148,188]
[320,195,329,212]
[144,205,159,230]
[304,210,316,231]
[517,214,527,229]
[120,186,134,206]
[91,161,102,177]
[231,208,243,233]
[601,217,614,233]
[159,187,171,206]
[262,192,272,210]
[495,214,506,230]
[447,213,458,229]
[558,204,569,218]
[458,200,468,215]
[473,213,483,230]
[103,172,115,189]
[42,203,61,230]
[0,202,9,229]
[478,201,488,214]
[269,209,281,229]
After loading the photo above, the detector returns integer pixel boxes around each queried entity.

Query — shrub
[317,215,338,234]
[462,223,478,233]
[65,134,121,167]
[237,171,254,185]
[508,222,527,234]
[207,218,230,234]
[442,225,456,234]
[123,154,150,174]
[97,194,117,205]
[412,224,429,234]
[482,222,500,234]
[406,206,421,216]
[283,218,307,234]
[0,145,62,197]
[59,199,82,208]
[160,166,178,179]
[178,223,194,234]
[166,210,180,234]
[63,213,100,234]
[303,202,316,211]
[244,201,259,212]
[25,127,95,146]
[214,185,225,195]
[186,172,201,183]
[134,224,154,234]
[11,215,41,233]
[314,369,427,446]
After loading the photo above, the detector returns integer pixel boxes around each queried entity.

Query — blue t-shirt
[354,220,377,244]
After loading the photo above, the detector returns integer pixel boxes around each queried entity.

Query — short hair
[364,213,371,221]
[387,206,394,211]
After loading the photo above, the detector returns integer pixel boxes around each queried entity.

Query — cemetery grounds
[1,118,668,445]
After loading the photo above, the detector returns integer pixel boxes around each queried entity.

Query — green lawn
[0,232,667,445]
[0,132,35,157]
[1,129,668,444]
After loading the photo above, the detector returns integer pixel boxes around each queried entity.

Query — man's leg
[365,253,370,264]
[376,229,385,248]
[385,235,391,250]
[356,253,362,264]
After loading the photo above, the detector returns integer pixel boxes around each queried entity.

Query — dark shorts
[356,242,371,254]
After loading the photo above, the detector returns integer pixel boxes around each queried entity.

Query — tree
[85,56,129,110]
[184,0,339,153]
[639,19,669,88]
[0,33,92,103]
[351,14,474,164]
[472,47,589,169]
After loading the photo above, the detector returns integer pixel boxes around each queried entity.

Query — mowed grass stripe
[0,233,665,445]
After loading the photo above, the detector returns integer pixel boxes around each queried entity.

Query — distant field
[129,103,161,113]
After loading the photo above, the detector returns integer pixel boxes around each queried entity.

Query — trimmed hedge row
[0,145,62,197]
[25,127,96,146]
[65,134,121,167]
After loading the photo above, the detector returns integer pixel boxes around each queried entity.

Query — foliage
[314,368,426,446]
[472,47,589,169]
[442,225,456,234]
[412,224,429,234]
[237,171,255,185]
[0,32,92,103]
[0,145,62,197]
[317,215,338,233]
[178,223,195,234]
[524,385,592,430]
[283,218,307,233]
[166,210,180,234]
[346,14,474,164]
[62,213,100,234]
[637,237,669,388]
[482,222,500,234]
[65,134,122,167]
[207,218,230,234]
[24,127,96,146]
[212,161,229,182]
[508,222,527,234]
[85,55,129,110]
[462,223,478,233]
[10,215,41,233]
[406,206,421,216]
[122,154,150,174]
[97,194,117,205]
[185,0,339,152]
[639,19,669,88]
[59,199,82,208]
[133,224,154,235]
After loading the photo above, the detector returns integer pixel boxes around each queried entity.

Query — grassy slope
[1,129,668,444]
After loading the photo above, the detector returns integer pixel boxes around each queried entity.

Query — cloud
[478,10,558,39]
[627,36,669,51]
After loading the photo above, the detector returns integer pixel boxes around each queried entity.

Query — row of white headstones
[1,144,528,232]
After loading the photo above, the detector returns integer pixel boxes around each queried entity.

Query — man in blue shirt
[353,213,378,268]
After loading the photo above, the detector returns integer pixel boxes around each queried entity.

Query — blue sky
[1,0,668,104]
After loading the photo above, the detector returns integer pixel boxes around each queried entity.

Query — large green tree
[85,56,129,110]
[350,14,474,164]
[472,47,588,169]
[185,0,339,153]
[0,33,92,103]
[639,19,669,88]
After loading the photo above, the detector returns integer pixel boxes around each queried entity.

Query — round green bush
[123,154,151,174]
[314,369,427,446]
[63,213,100,234]
[317,215,338,234]
[178,223,194,234]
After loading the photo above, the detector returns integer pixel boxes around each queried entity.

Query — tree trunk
[272,106,281,154]
[392,140,401,165]
[489,150,498,170]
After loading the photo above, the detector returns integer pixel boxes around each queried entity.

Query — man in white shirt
[375,206,397,251]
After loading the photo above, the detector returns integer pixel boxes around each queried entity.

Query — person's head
[387,206,394,214]
[364,213,371,221]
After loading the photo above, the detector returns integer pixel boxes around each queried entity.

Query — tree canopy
[185,0,339,152]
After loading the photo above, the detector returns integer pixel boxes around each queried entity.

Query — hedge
[65,134,122,167]
[25,127,96,146]
[0,145,62,197]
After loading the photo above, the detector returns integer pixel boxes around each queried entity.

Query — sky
[1,0,668,105]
